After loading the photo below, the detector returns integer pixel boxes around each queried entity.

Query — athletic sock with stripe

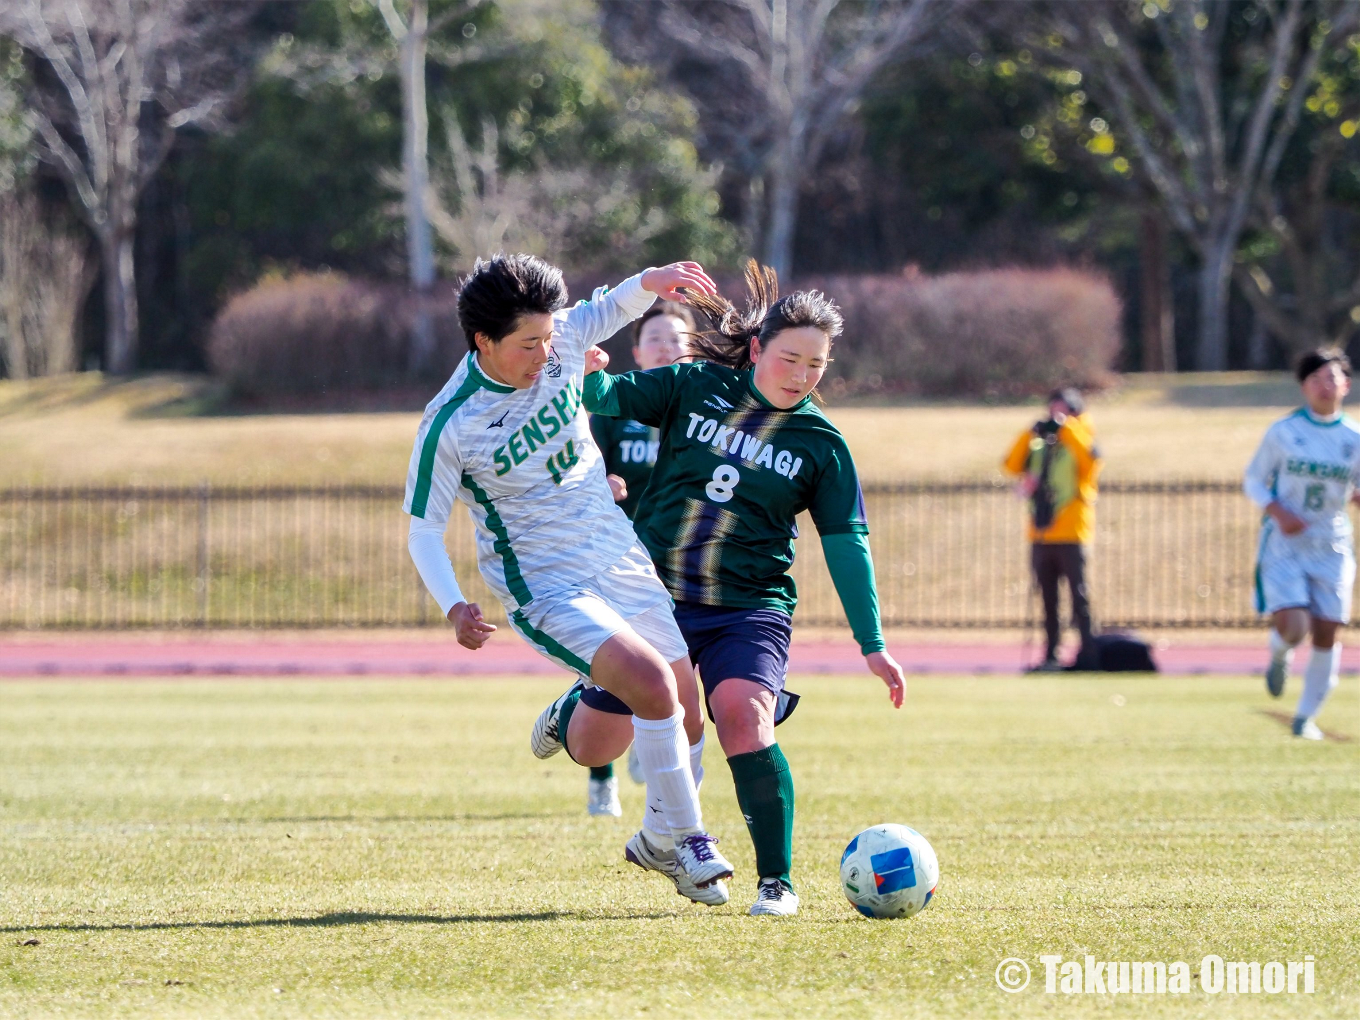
[728,743,795,891]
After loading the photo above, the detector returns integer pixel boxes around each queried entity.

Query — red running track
[1,634,1350,678]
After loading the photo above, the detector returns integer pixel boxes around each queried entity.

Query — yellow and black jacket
[1003,414,1101,545]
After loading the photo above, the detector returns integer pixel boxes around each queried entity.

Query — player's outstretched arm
[564,263,717,354]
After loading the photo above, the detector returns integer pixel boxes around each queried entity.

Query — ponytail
[684,259,844,371]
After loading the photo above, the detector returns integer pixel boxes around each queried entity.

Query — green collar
[1295,406,1345,428]
[745,368,812,412]
[467,352,515,394]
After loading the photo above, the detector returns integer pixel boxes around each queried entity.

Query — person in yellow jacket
[1003,387,1103,671]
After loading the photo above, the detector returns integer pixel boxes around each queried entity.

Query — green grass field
[2,675,1356,1018]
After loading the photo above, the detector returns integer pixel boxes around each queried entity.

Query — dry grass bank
[0,372,1305,488]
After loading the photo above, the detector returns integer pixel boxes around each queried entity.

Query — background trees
[0,0,262,373]
[3,0,1360,379]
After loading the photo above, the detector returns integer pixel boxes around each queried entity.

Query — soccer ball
[839,824,939,919]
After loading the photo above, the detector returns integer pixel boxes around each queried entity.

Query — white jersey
[403,274,655,609]
[1244,408,1360,544]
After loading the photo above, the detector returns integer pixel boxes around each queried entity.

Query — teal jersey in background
[589,414,659,520]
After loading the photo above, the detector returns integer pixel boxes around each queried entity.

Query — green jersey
[589,414,659,520]
[583,362,869,616]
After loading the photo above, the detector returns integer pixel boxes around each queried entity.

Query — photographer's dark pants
[1032,542,1094,663]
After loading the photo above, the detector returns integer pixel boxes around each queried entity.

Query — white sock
[1296,643,1340,720]
[642,733,707,851]
[1269,628,1297,665]
[631,713,703,838]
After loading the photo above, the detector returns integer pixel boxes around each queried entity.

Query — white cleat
[673,832,735,889]
[624,830,729,906]
[749,877,800,917]
[587,776,622,817]
[530,679,586,759]
[1293,717,1325,741]
[626,743,645,785]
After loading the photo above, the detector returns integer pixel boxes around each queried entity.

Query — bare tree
[605,0,951,278]
[0,0,258,374]
[374,0,483,373]
[1030,0,1359,370]
[274,0,484,374]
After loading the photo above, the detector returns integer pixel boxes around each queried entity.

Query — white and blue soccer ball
[840,824,939,919]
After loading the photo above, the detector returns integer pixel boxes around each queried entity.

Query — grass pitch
[1,674,1356,1019]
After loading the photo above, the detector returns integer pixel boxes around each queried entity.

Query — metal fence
[0,481,1291,630]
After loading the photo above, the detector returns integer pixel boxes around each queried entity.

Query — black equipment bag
[1090,632,1158,672]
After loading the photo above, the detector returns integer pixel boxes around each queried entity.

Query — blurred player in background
[546,262,907,917]
[582,301,697,817]
[1244,348,1360,740]
[1004,388,1102,671]
[404,253,736,895]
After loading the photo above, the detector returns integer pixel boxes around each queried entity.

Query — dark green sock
[588,763,614,780]
[727,744,795,891]
[558,688,583,764]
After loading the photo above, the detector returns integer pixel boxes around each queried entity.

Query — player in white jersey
[1244,348,1360,740]
[403,253,734,895]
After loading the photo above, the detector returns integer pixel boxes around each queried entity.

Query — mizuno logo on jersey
[684,412,803,478]
[704,396,734,412]
[487,412,508,429]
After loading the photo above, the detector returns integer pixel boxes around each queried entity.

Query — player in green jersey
[581,301,697,816]
[538,261,906,916]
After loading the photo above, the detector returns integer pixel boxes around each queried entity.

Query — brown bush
[798,267,1122,400]
[207,273,466,397]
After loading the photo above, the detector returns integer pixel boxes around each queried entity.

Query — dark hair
[457,253,568,350]
[1048,386,1085,416]
[685,259,843,371]
[633,301,696,345]
[1297,347,1352,383]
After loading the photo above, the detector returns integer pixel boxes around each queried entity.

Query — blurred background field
[0,371,1303,488]
[0,371,1303,632]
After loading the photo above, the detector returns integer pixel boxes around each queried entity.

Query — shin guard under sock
[728,744,795,890]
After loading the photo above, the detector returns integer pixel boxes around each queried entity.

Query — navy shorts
[674,602,792,700]
[578,603,799,724]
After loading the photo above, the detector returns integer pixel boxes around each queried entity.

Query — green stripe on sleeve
[512,610,593,677]
[409,365,485,518]
[461,473,532,606]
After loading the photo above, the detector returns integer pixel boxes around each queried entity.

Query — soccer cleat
[1265,658,1288,698]
[530,679,586,759]
[1292,716,1324,741]
[674,832,735,889]
[626,743,645,785]
[587,776,622,817]
[624,830,729,906]
[749,877,800,917]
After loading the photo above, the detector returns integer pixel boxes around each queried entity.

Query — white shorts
[505,542,687,683]
[1255,522,1356,623]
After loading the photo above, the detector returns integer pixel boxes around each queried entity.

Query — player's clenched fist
[448,601,496,650]
[584,345,610,375]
